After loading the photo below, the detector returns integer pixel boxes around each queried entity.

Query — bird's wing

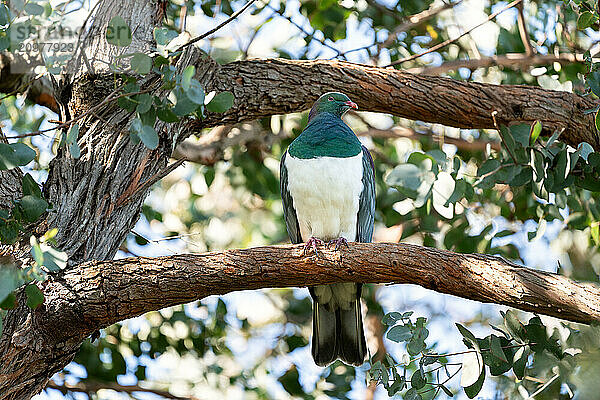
[357,145,375,243]
[280,151,303,244]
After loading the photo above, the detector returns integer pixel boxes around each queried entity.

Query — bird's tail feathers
[312,296,366,367]
[337,298,366,366]
[312,302,338,366]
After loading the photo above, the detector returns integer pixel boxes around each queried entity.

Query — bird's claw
[304,237,324,256]
[327,237,349,251]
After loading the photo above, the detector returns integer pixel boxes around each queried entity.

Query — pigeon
[280,92,375,366]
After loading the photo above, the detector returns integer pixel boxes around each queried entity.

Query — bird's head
[308,92,358,121]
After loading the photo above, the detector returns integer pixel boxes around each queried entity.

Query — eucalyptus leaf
[106,16,132,47]
[206,91,234,113]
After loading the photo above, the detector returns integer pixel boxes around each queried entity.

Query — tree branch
[199,58,599,150]
[0,53,58,113]
[46,380,199,400]
[2,243,600,398]
[378,1,461,51]
[406,53,585,75]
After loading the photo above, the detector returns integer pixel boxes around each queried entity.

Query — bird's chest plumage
[285,153,363,241]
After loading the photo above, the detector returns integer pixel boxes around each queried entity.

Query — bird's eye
[328,96,334,101]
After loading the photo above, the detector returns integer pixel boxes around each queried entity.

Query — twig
[6,86,155,139]
[386,0,522,67]
[177,0,257,52]
[516,1,534,56]
[491,110,519,164]
[46,380,199,400]
[265,3,343,58]
[379,1,462,50]
[406,53,586,75]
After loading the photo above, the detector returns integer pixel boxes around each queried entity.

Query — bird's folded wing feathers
[357,146,376,243]
[280,151,303,244]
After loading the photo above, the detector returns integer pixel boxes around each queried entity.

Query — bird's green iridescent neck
[288,112,362,159]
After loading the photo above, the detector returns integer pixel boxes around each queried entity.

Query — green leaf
[0,265,25,305]
[500,125,516,155]
[510,124,531,147]
[592,223,600,245]
[138,125,159,150]
[0,219,20,244]
[530,148,545,183]
[0,4,10,26]
[182,65,195,91]
[130,53,153,74]
[477,159,500,177]
[69,141,81,159]
[117,96,137,112]
[42,247,68,271]
[136,93,153,114]
[130,118,143,136]
[386,325,411,342]
[0,292,16,309]
[0,143,36,170]
[588,71,600,97]
[512,346,528,380]
[106,15,132,47]
[529,121,542,145]
[25,284,44,309]
[503,310,525,342]
[440,384,454,397]
[206,91,234,113]
[489,335,507,363]
[24,2,44,15]
[186,80,205,105]
[407,338,426,355]
[386,164,422,197]
[153,27,178,46]
[456,323,477,346]
[545,129,560,148]
[596,110,600,133]
[577,11,597,30]
[463,365,485,399]
[22,173,41,197]
[172,88,199,116]
[278,365,304,396]
[410,369,426,390]
[157,107,179,123]
[404,388,422,400]
[554,149,569,184]
[382,312,402,325]
[19,195,48,222]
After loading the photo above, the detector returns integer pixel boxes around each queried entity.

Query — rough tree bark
[199,58,600,150]
[1,0,600,398]
[2,243,600,399]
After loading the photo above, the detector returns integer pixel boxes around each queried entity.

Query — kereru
[280,92,376,366]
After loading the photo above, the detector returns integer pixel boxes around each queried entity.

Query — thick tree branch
[58,243,600,327]
[200,58,600,150]
[2,243,600,398]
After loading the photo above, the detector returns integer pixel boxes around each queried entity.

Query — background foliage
[2,0,600,398]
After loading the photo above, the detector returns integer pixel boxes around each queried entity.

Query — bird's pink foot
[304,237,324,256]
[327,237,349,251]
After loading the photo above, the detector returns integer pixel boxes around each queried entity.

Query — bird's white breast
[285,153,364,242]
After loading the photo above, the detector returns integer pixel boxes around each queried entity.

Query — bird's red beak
[344,100,358,110]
